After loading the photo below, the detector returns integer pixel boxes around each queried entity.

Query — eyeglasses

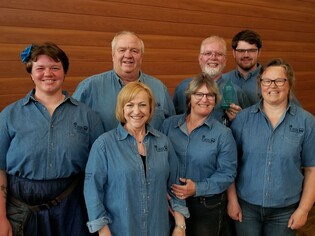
[235,48,258,54]
[200,51,225,59]
[193,92,215,100]
[260,78,287,87]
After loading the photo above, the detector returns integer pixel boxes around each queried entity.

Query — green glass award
[221,79,237,109]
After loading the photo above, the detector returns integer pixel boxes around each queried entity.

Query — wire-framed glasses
[200,51,225,59]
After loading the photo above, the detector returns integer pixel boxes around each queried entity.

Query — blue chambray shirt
[230,101,315,207]
[73,70,175,132]
[0,90,104,180]
[160,114,237,197]
[84,124,189,235]
[173,76,250,123]
[222,65,261,105]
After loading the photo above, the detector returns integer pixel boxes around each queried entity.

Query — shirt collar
[175,113,216,130]
[115,122,161,141]
[253,99,296,116]
[113,70,143,87]
[22,89,76,106]
[236,63,261,80]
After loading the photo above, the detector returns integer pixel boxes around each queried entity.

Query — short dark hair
[25,42,69,73]
[232,29,262,50]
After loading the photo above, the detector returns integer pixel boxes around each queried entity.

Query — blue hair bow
[20,45,33,63]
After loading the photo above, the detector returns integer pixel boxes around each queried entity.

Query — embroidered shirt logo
[154,145,168,152]
[73,122,88,134]
[201,135,215,143]
[289,125,304,134]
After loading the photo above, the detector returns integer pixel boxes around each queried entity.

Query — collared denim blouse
[84,124,189,235]
[73,70,175,132]
[161,114,237,197]
[0,90,104,179]
[231,102,315,207]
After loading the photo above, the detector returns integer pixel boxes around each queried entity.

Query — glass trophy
[221,79,237,109]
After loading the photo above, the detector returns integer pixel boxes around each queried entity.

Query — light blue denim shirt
[73,70,175,132]
[84,124,189,235]
[173,76,250,124]
[222,65,261,105]
[160,114,237,197]
[230,101,315,207]
[0,90,104,180]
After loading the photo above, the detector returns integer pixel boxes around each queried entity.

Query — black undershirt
[140,154,146,177]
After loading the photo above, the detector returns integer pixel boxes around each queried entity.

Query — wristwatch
[175,223,186,230]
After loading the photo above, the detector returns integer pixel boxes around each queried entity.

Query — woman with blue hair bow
[0,42,104,236]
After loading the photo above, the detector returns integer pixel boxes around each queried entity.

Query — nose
[243,50,251,56]
[123,49,132,57]
[270,80,278,87]
[201,94,208,101]
[44,68,53,76]
[133,104,140,113]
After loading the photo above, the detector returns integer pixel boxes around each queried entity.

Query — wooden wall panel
[0,0,314,114]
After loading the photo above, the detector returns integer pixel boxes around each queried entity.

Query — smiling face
[261,66,290,106]
[233,41,260,72]
[112,33,143,80]
[30,54,65,96]
[190,83,216,117]
[199,38,226,79]
[123,90,151,131]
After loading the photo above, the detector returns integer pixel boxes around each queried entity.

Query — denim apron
[7,175,94,236]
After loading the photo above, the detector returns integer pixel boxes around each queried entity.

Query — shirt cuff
[86,217,110,233]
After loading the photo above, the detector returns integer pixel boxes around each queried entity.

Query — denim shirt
[0,90,104,180]
[173,76,250,124]
[160,114,237,197]
[84,124,189,235]
[230,102,315,207]
[222,65,261,105]
[73,70,175,132]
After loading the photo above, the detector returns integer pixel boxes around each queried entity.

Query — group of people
[0,29,314,236]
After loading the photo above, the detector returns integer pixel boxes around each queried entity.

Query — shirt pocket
[283,126,304,145]
[69,122,89,144]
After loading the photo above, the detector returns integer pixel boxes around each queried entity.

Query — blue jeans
[235,198,297,236]
[186,192,227,236]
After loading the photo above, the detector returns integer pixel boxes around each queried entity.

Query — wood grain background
[1,0,314,114]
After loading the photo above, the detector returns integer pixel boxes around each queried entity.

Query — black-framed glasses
[260,78,287,87]
[200,51,225,59]
[193,92,215,100]
[235,48,258,54]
